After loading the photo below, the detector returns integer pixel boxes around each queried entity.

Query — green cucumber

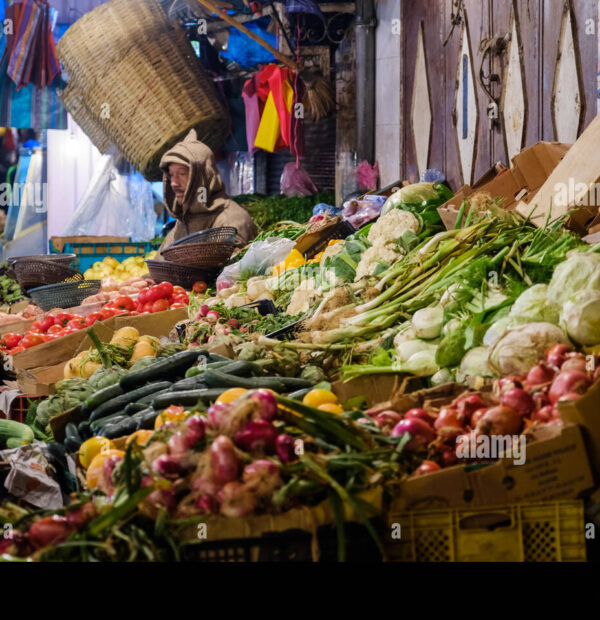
[124,402,147,415]
[136,387,172,405]
[171,377,208,392]
[120,350,202,390]
[217,360,263,377]
[151,388,227,410]
[89,381,172,423]
[82,383,125,414]
[65,423,81,443]
[64,437,82,453]
[288,387,313,401]
[91,412,128,432]
[206,352,233,363]
[185,366,203,378]
[203,369,285,391]
[101,418,139,440]
[78,421,92,441]
[276,377,314,390]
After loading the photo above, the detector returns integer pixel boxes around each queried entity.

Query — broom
[300,68,335,122]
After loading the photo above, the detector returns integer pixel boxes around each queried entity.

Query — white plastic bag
[217,238,295,291]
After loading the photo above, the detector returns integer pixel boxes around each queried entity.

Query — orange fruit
[86,449,125,489]
[126,430,154,446]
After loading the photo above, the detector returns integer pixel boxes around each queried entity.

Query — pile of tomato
[0,281,195,356]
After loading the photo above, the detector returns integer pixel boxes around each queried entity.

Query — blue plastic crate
[49,239,159,272]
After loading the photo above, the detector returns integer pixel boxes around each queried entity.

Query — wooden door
[400,0,599,191]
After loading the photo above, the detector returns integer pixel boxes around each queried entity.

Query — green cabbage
[560,289,600,346]
[509,284,559,324]
[381,182,453,221]
[547,252,600,308]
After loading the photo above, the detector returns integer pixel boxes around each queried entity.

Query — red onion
[413,460,441,477]
[475,406,522,436]
[146,489,177,513]
[404,408,436,428]
[66,503,97,531]
[594,366,600,383]
[275,434,297,463]
[152,454,181,477]
[167,432,188,459]
[441,448,458,467]
[374,411,402,433]
[560,357,588,374]
[192,473,222,496]
[434,407,466,431]
[185,415,206,442]
[250,389,278,421]
[28,516,73,550]
[102,454,123,494]
[532,391,551,411]
[391,418,435,451]
[454,394,486,424]
[501,388,534,417]
[526,362,556,387]
[234,420,279,453]
[470,408,487,428]
[194,495,219,515]
[207,401,231,431]
[548,370,591,404]
[532,405,555,424]
[557,392,582,404]
[546,344,572,368]
[242,460,281,496]
[496,376,524,394]
[210,436,239,483]
[218,482,256,517]
[365,402,395,417]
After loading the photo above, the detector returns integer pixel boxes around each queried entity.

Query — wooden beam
[192,0,298,70]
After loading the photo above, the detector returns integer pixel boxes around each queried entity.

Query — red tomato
[100,307,118,320]
[142,302,154,313]
[152,298,169,313]
[48,324,63,335]
[66,318,86,331]
[1,333,22,349]
[113,295,135,311]
[172,286,186,296]
[22,333,45,349]
[85,312,103,327]
[9,346,25,355]
[54,313,73,327]
[33,316,55,333]
[169,302,185,309]
[158,282,174,298]
[30,321,45,333]
[192,281,207,295]
[138,289,149,304]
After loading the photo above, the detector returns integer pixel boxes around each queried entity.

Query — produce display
[83,254,155,281]
[0,264,26,305]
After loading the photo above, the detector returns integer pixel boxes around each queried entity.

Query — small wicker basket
[13,259,83,291]
[160,241,236,269]
[8,254,76,267]
[146,260,218,289]
[28,281,102,311]
[170,227,238,247]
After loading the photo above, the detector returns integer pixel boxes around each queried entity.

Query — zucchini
[171,377,208,392]
[203,369,286,391]
[65,423,81,443]
[276,377,314,390]
[89,381,173,423]
[120,350,202,390]
[217,360,263,377]
[288,386,313,401]
[91,413,128,432]
[64,436,82,453]
[101,417,139,440]
[206,352,233,363]
[0,419,34,446]
[82,383,124,414]
[124,402,147,415]
[137,408,160,429]
[185,360,230,378]
[151,388,227,410]
[136,387,172,405]
[78,420,92,440]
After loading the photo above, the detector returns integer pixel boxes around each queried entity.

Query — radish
[526,362,555,387]
[548,370,591,404]
[391,418,435,451]
[501,388,534,417]
[210,436,239,483]
[206,310,220,323]
[475,406,522,436]
[197,304,209,318]
[227,318,239,328]
[404,408,436,428]
[434,407,466,431]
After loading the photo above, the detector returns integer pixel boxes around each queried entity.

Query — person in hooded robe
[158,130,258,253]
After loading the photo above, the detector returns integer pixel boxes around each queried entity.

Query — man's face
[168,163,190,203]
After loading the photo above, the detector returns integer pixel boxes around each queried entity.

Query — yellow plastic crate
[387,501,586,562]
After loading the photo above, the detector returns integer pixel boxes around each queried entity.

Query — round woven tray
[170,227,238,247]
[161,241,236,269]
[13,259,83,291]
[8,254,76,267]
[146,260,218,290]
[28,281,102,312]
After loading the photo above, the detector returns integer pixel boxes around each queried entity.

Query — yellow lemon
[317,403,344,415]
[302,389,338,409]
[86,449,124,488]
[216,388,249,404]
[78,437,116,469]
[126,430,154,446]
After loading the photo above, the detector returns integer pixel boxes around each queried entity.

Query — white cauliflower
[321,242,345,262]
[286,278,321,315]
[367,208,420,246]
[355,243,403,282]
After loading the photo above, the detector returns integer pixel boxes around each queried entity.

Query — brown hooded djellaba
[158,130,258,253]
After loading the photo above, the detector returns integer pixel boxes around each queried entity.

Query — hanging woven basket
[57,0,228,180]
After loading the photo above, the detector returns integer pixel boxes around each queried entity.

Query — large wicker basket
[161,241,236,269]
[57,0,228,180]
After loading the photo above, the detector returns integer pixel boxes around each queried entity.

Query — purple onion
[242,460,281,496]
[391,418,435,451]
[152,454,181,477]
[234,420,279,454]
[275,434,296,463]
[250,389,278,421]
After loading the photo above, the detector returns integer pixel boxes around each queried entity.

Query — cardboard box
[332,375,428,408]
[558,381,600,484]
[390,423,594,512]
[0,318,34,337]
[16,364,67,396]
[516,113,600,233]
[438,142,570,230]
[110,307,188,339]
[50,235,129,252]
